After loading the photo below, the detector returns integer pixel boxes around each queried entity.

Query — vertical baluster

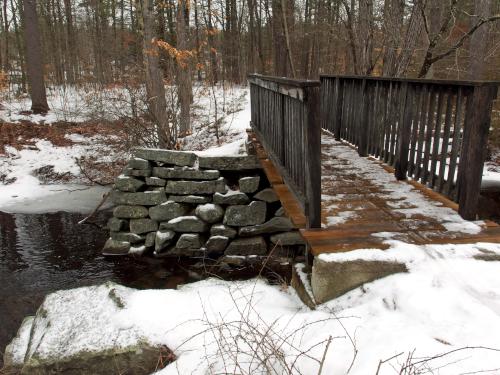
[446,88,464,198]
[383,82,394,163]
[395,82,412,180]
[378,83,389,159]
[408,84,423,176]
[421,88,437,185]
[436,89,454,192]
[429,90,445,188]
[358,79,369,156]
[415,86,430,181]
[334,78,344,140]
[388,82,401,165]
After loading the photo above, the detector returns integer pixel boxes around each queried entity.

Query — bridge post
[304,85,322,229]
[358,79,369,157]
[457,84,498,220]
[394,82,412,180]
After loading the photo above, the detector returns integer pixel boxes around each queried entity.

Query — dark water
[0,210,195,363]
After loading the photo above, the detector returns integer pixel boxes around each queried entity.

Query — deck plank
[249,131,500,257]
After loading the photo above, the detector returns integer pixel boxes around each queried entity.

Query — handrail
[321,75,499,220]
[248,74,322,228]
[320,74,500,87]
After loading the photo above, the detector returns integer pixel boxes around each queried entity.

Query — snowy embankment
[0,135,117,213]
[0,84,250,213]
[7,240,500,374]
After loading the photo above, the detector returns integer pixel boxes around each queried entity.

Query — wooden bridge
[247,74,500,266]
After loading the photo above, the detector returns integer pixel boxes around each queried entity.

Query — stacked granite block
[103,148,305,259]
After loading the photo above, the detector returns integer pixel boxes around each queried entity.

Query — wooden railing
[321,75,499,220]
[248,74,322,228]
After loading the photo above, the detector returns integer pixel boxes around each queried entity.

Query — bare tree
[382,0,404,77]
[136,0,172,148]
[176,0,192,136]
[22,0,49,113]
[469,0,493,79]
[418,0,500,78]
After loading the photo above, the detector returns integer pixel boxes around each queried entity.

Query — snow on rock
[3,316,34,367]
[26,283,141,360]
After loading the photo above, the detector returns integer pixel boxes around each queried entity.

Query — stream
[0,209,195,364]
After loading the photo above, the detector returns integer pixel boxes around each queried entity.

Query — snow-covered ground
[0,84,250,212]
[8,241,500,374]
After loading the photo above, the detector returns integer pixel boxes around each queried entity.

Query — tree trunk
[3,0,8,71]
[468,0,491,79]
[358,0,374,75]
[176,0,192,135]
[382,0,404,76]
[207,0,217,83]
[63,0,77,83]
[137,0,171,148]
[193,2,202,81]
[272,0,294,77]
[22,0,49,113]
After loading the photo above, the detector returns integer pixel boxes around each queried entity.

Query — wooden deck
[249,130,500,256]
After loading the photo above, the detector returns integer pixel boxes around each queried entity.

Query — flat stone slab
[225,236,267,255]
[102,238,130,256]
[145,232,156,247]
[239,176,260,193]
[198,155,261,170]
[111,232,145,244]
[145,177,166,186]
[129,218,158,234]
[134,148,197,167]
[107,217,127,232]
[113,205,149,219]
[205,236,229,254]
[213,191,250,205]
[210,224,237,239]
[311,257,407,304]
[254,188,279,203]
[176,234,202,249]
[129,244,147,255]
[195,203,225,224]
[274,207,286,217]
[239,217,294,236]
[149,201,189,221]
[165,178,226,195]
[165,216,209,233]
[127,157,150,170]
[127,169,152,177]
[223,201,266,226]
[270,231,305,246]
[112,191,167,206]
[115,176,145,192]
[153,167,220,180]
[169,195,212,204]
[155,230,176,252]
